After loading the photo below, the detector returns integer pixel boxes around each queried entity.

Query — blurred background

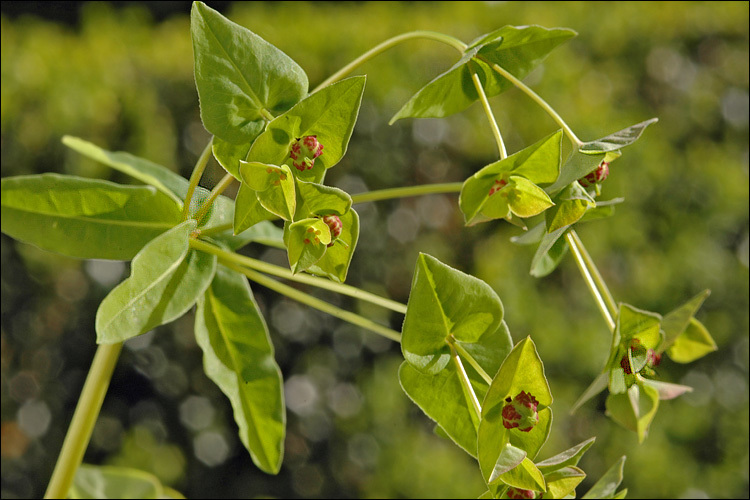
[1,1,748,498]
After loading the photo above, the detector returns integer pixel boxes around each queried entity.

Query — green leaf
[460,131,562,226]
[582,456,626,499]
[195,266,285,474]
[496,456,546,491]
[543,466,586,499]
[545,182,595,233]
[529,225,568,278]
[213,220,285,251]
[247,76,366,183]
[659,289,711,353]
[667,317,717,363]
[544,150,605,198]
[1,174,182,261]
[399,360,484,458]
[239,162,296,221]
[191,1,308,143]
[70,464,173,499]
[391,26,575,122]
[614,303,663,353]
[285,218,332,274]
[95,221,217,344]
[488,443,527,484]
[294,179,352,220]
[639,378,693,400]
[304,208,360,283]
[580,118,659,154]
[398,321,512,458]
[605,383,659,443]
[536,438,595,475]
[62,135,235,230]
[570,372,608,414]
[401,253,505,374]
[213,135,252,180]
[233,182,277,234]
[578,197,625,223]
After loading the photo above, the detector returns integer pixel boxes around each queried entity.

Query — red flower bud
[289,135,323,172]
[489,178,508,197]
[578,161,609,187]
[507,487,536,499]
[321,214,342,247]
[501,391,539,432]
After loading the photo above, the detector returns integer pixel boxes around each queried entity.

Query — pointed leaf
[1,174,182,261]
[545,182,595,233]
[545,151,605,198]
[580,118,659,154]
[96,221,217,343]
[496,456,546,491]
[536,437,596,473]
[239,162,296,221]
[488,443,527,484]
[667,317,717,363]
[247,76,366,183]
[615,303,663,351]
[294,179,352,220]
[401,253,504,374]
[605,383,659,443]
[213,220,284,251]
[213,135,252,180]
[529,229,568,278]
[191,1,307,143]
[659,289,711,353]
[544,466,586,499]
[195,266,285,474]
[457,320,514,380]
[507,176,555,218]
[582,456,626,499]
[305,208,359,283]
[391,27,575,122]
[578,197,625,223]
[639,378,693,400]
[570,372,608,414]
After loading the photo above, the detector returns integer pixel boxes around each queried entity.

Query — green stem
[192,173,235,224]
[195,222,234,238]
[44,342,123,499]
[569,229,618,318]
[449,341,482,421]
[476,55,583,147]
[312,30,467,93]
[224,261,402,342]
[182,139,214,220]
[453,341,493,385]
[471,71,507,159]
[350,182,463,204]
[260,108,275,122]
[565,232,615,331]
[190,238,407,315]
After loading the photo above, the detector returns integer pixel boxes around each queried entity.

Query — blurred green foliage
[1,1,748,499]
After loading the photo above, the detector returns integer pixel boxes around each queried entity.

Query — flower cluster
[289,135,324,171]
[501,391,539,432]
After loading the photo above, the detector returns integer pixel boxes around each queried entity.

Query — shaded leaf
[239,162,296,221]
[605,383,659,443]
[285,218,331,273]
[96,221,217,343]
[536,437,596,474]
[579,118,659,154]
[191,1,307,143]
[70,464,171,499]
[582,456,626,499]
[195,265,285,474]
[659,289,711,353]
[213,220,285,251]
[639,378,693,400]
[305,208,360,283]
[1,174,181,261]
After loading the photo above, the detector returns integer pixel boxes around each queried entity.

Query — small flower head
[578,161,610,187]
[289,135,324,172]
[501,391,539,432]
[489,178,508,197]
[506,487,536,499]
[321,214,342,247]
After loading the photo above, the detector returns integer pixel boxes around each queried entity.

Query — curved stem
[192,173,235,225]
[312,30,467,93]
[226,261,402,342]
[449,342,482,421]
[475,55,583,147]
[565,232,615,331]
[182,139,214,220]
[569,229,618,318]
[190,238,407,315]
[471,71,507,159]
[260,108,275,122]
[44,342,123,499]
[350,182,463,204]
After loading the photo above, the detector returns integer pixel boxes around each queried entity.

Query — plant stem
[260,108,275,122]
[476,55,583,148]
[449,342,483,421]
[182,139,214,220]
[192,173,235,224]
[565,232,615,331]
[44,342,123,499]
[190,238,407,315]
[453,341,493,385]
[569,229,618,318]
[350,182,463,204]
[312,30,467,93]
[471,71,507,159]
[224,261,402,342]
